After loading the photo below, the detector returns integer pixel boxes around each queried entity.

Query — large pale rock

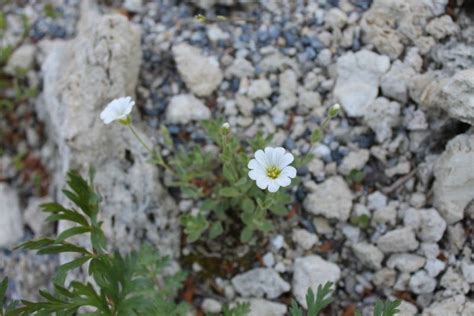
[172,43,223,96]
[334,50,390,117]
[422,295,467,315]
[433,134,474,224]
[303,176,353,221]
[292,255,341,308]
[0,183,23,247]
[377,227,419,253]
[165,94,211,124]
[231,268,290,299]
[381,60,416,103]
[364,97,401,142]
[37,1,179,257]
[360,0,448,59]
[352,242,384,270]
[428,69,474,125]
[403,208,447,242]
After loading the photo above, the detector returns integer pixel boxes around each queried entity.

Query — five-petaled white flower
[248,147,297,193]
[100,96,135,124]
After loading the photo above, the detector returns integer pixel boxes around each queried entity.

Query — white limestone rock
[292,228,318,250]
[409,270,436,294]
[248,79,272,99]
[303,176,353,221]
[381,60,416,103]
[173,43,223,96]
[338,149,370,175]
[166,94,211,124]
[433,134,474,224]
[352,242,384,270]
[292,255,341,308]
[0,184,23,247]
[231,268,290,299]
[334,50,390,117]
[364,97,401,143]
[377,227,419,253]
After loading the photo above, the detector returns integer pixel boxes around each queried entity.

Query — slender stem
[128,125,153,155]
[302,115,333,163]
[127,124,175,173]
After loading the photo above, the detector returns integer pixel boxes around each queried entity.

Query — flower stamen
[266,166,281,179]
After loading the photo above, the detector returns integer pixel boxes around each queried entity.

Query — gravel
[2,0,474,312]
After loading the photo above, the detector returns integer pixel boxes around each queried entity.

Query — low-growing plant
[99,97,341,244]
[3,170,188,316]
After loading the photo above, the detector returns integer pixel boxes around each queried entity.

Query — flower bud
[195,14,207,23]
[221,122,231,135]
[328,103,341,118]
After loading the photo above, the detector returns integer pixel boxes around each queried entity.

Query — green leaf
[223,163,238,182]
[240,226,253,243]
[161,125,174,148]
[209,222,224,239]
[372,299,401,316]
[305,281,334,316]
[289,300,303,316]
[56,226,91,243]
[270,204,288,216]
[53,256,91,286]
[374,300,384,316]
[181,214,209,242]
[16,238,55,250]
[37,243,90,255]
[0,277,8,304]
[384,300,401,316]
[350,214,370,230]
[219,187,240,198]
[241,198,255,213]
[347,169,365,184]
[310,128,323,144]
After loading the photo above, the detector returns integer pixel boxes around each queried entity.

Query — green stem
[128,125,153,154]
[128,125,175,173]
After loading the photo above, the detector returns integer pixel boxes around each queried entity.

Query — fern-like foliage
[355,299,401,316]
[290,282,334,316]
[10,170,188,315]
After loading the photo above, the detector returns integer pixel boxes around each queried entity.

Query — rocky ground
[1,0,474,315]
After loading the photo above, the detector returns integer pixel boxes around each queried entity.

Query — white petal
[264,147,275,164]
[100,107,114,124]
[267,181,280,192]
[100,97,135,124]
[272,147,286,165]
[248,169,265,181]
[275,176,291,187]
[255,149,268,167]
[248,159,263,171]
[256,176,270,190]
[279,152,294,168]
[281,166,297,178]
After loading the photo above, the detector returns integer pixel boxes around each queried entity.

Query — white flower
[248,147,297,193]
[100,96,135,124]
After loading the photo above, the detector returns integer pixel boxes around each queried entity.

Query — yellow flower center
[266,166,281,179]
